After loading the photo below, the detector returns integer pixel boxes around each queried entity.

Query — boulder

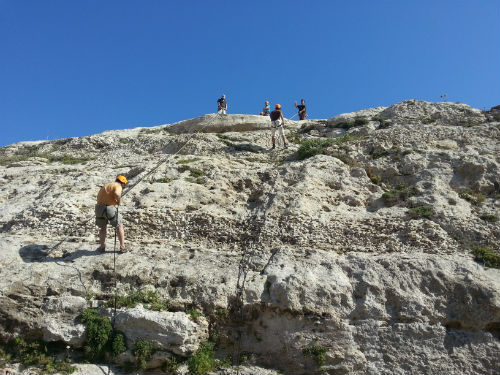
[113,305,209,356]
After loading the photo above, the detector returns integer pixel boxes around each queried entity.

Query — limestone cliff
[0,100,499,375]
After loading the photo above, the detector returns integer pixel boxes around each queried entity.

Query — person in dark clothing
[294,99,307,120]
[269,104,288,149]
[217,94,228,114]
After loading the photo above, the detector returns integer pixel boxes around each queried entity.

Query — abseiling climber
[270,104,288,150]
[95,175,128,253]
[217,94,228,114]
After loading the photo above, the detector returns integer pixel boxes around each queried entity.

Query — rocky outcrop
[166,114,279,134]
[113,305,208,356]
[0,100,499,374]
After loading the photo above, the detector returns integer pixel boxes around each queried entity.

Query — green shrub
[287,131,302,144]
[188,168,204,178]
[422,117,436,124]
[185,177,206,185]
[42,154,94,165]
[334,118,368,129]
[178,165,206,179]
[111,332,127,358]
[188,341,216,375]
[80,309,113,360]
[297,139,334,160]
[141,128,163,134]
[177,158,201,164]
[480,214,498,222]
[409,205,434,219]
[366,170,382,184]
[187,308,204,320]
[3,338,76,374]
[303,344,327,366]
[472,246,500,268]
[133,339,158,370]
[372,150,390,159]
[107,290,169,311]
[215,308,229,318]
[459,189,486,205]
[372,116,391,129]
[162,357,181,373]
[381,183,415,206]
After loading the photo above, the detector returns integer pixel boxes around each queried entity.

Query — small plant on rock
[297,138,334,160]
[187,308,204,320]
[80,309,113,360]
[381,183,415,206]
[111,332,127,358]
[177,158,201,164]
[303,344,327,366]
[133,339,159,370]
[2,338,76,374]
[409,205,434,219]
[333,118,368,129]
[365,168,382,184]
[162,357,181,373]
[471,246,500,268]
[459,189,486,205]
[188,341,216,375]
[107,290,169,311]
[480,214,498,222]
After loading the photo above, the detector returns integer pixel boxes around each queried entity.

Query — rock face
[167,113,279,134]
[0,101,499,375]
[113,305,208,356]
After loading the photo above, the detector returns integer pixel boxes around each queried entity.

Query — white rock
[113,305,208,356]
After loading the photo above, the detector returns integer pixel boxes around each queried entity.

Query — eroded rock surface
[0,101,499,374]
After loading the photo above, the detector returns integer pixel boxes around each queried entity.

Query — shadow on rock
[223,143,267,153]
[19,244,107,263]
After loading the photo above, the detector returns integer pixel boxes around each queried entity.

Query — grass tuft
[408,205,434,219]
[187,341,216,375]
[133,339,158,370]
[459,189,486,205]
[471,246,500,268]
[106,290,170,311]
[480,214,498,222]
[0,338,76,374]
[381,183,415,206]
[303,344,327,366]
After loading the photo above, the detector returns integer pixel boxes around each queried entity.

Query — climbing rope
[112,206,119,324]
[48,114,223,253]
[37,112,284,370]
[231,173,281,371]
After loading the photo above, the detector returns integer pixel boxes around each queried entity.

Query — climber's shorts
[271,120,284,137]
[95,204,122,228]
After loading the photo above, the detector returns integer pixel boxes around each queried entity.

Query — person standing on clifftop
[217,94,227,114]
[294,99,307,120]
[270,104,288,150]
[95,175,128,253]
[260,100,270,116]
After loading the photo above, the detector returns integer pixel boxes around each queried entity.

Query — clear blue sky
[1,1,499,146]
